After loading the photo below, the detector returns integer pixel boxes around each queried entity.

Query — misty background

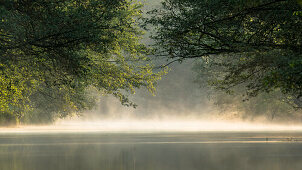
[62,0,302,124]
[76,0,215,121]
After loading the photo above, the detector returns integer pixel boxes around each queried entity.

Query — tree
[0,0,163,123]
[148,0,302,107]
[193,60,301,121]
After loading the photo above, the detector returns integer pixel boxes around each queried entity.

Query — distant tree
[193,60,301,121]
[148,0,302,107]
[0,0,163,123]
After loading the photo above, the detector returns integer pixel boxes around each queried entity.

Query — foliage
[0,111,18,126]
[193,60,301,121]
[148,0,302,107]
[0,0,163,123]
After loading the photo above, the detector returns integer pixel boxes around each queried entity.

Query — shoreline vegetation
[0,0,301,125]
[0,0,164,125]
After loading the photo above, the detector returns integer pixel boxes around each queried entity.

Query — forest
[0,0,301,125]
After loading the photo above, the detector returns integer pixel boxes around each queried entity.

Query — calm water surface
[1,132,302,170]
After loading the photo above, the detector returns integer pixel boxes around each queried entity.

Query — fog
[69,60,301,128]
[14,0,299,128]
[2,1,302,170]
[81,61,210,118]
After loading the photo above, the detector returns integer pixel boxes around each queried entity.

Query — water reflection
[1,132,302,170]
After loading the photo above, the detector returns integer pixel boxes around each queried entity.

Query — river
[1,131,302,170]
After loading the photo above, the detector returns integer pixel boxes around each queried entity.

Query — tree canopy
[0,0,163,123]
[149,0,302,107]
[193,60,300,121]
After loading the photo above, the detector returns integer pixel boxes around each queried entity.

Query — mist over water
[40,61,298,133]
[2,53,300,132]
[2,56,302,170]
[4,62,298,133]
[95,62,211,118]
[1,1,302,170]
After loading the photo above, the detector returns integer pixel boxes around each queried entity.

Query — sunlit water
[1,121,302,170]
